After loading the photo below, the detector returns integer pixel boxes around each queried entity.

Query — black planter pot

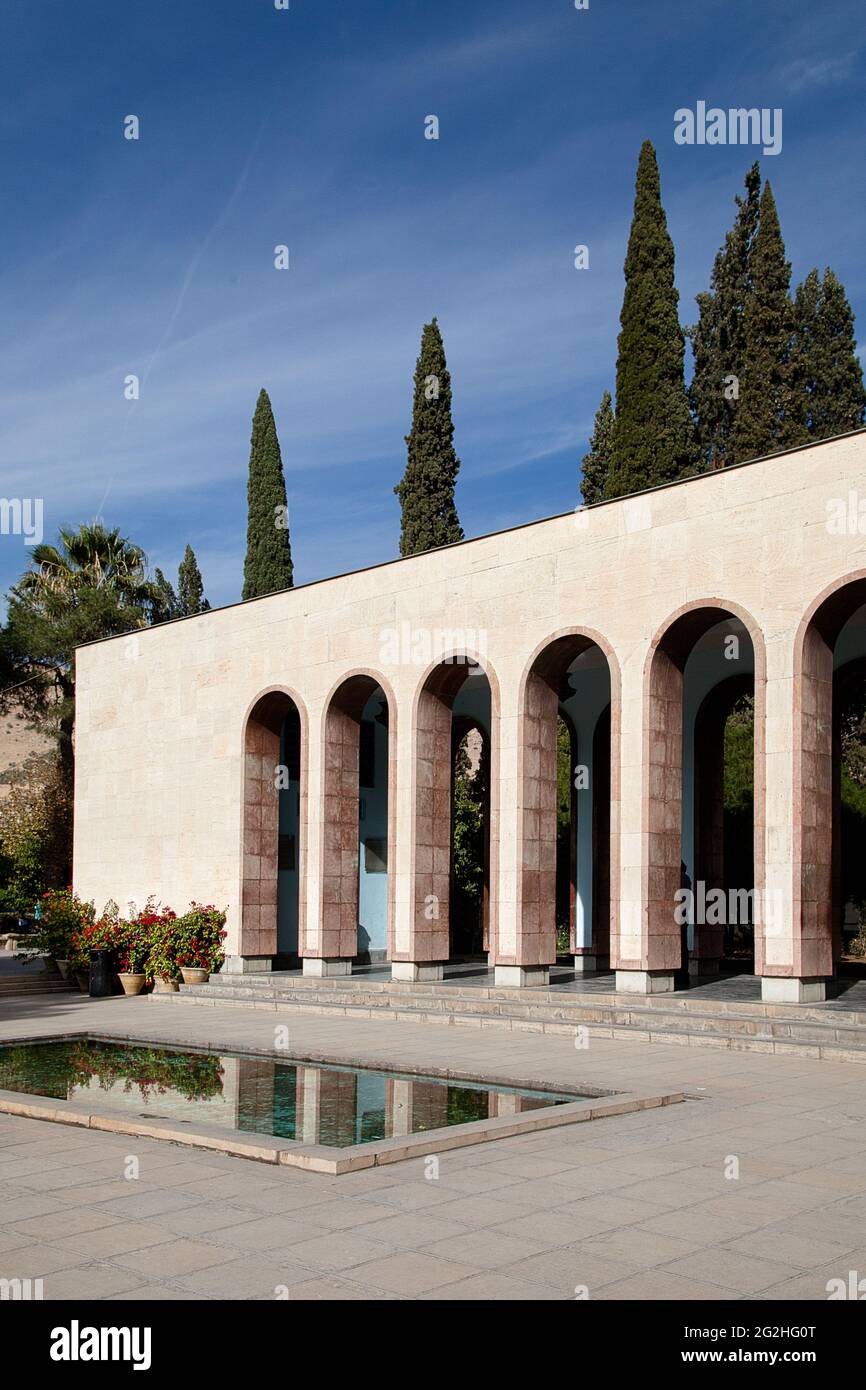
[89,948,114,998]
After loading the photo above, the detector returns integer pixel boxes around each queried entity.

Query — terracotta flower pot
[152,975,179,993]
[180,967,209,985]
[74,972,89,993]
[118,971,146,996]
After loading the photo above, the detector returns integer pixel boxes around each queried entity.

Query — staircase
[149,971,866,1063]
[0,961,76,999]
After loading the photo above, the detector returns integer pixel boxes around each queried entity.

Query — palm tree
[15,523,156,608]
[4,522,161,783]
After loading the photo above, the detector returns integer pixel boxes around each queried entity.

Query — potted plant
[69,903,124,993]
[31,888,94,977]
[174,903,227,984]
[116,921,148,996]
[143,905,180,992]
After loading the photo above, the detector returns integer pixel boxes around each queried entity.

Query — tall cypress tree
[242,388,293,600]
[581,391,614,504]
[394,318,463,557]
[790,267,866,441]
[732,183,804,461]
[606,141,695,498]
[689,163,761,470]
[151,569,178,624]
[177,544,210,616]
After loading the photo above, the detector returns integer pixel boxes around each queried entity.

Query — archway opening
[242,691,303,968]
[647,609,761,989]
[411,658,493,974]
[450,716,490,958]
[797,583,866,983]
[522,635,614,977]
[318,675,390,971]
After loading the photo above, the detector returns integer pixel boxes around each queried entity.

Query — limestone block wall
[73,430,866,988]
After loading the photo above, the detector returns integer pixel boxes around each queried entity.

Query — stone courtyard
[2,996,865,1301]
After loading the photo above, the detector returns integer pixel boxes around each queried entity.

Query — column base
[303,957,352,978]
[390,961,444,982]
[616,970,676,995]
[494,965,550,988]
[223,955,273,975]
[572,954,597,974]
[689,957,720,977]
[761,976,827,1004]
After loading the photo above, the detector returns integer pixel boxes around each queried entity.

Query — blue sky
[0,0,864,607]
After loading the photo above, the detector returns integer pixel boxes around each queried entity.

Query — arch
[240,686,308,964]
[403,652,500,968]
[312,668,397,966]
[692,674,754,967]
[792,572,866,982]
[450,714,492,954]
[641,599,767,979]
[515,627,621,974]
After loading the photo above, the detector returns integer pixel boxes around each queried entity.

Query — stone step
[176,973,866,1026]
[0,978,77,997]
[147,978,866,1061]
[194,970,866,1027]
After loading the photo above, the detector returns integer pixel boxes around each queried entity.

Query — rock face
[0,700,50,798]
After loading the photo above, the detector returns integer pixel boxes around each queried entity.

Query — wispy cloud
[1,0,864,609]
[779,52,858,92]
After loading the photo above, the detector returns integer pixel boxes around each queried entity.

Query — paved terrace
[1,996,865,1300]
[227,960,866,1008]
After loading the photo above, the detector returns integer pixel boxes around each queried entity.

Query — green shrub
[32,888,94,960]
[173,904,227,974]
[58,895,228,981]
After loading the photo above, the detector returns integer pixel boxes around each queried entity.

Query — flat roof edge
[75,426,866,652]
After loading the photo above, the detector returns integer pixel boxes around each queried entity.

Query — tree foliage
[581,391,614,504]
[732,182,804,461]
[0,523,159,776]
[689,164,761,470]
[395,318,463,556]
[0,752,73,909]
[607,141,696,497]
[790,267,866,442]
[242,388,294,600]
[177,544,210,616]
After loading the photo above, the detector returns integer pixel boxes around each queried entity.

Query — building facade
[73,430,866,1002]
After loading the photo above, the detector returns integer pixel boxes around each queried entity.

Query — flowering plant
[127,898,177,982]
[117,922,150,974]
[32,888,94,961]
[68,901,125,975]
[60,895,228,983]
[173,904,227,973]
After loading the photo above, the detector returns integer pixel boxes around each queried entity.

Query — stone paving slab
[0,995,865,1299]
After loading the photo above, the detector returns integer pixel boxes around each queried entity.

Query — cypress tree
[581,391,615,504]
[242,388,293,600]
[177,544,210,616]
[150,569,178,624]
[732,182,804,461]
[606,141,696,498]
[394,318,463,557]
[790,267,866,441]
[689,163,761,470]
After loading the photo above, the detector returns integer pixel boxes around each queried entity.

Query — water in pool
[0,1040,581,1147]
